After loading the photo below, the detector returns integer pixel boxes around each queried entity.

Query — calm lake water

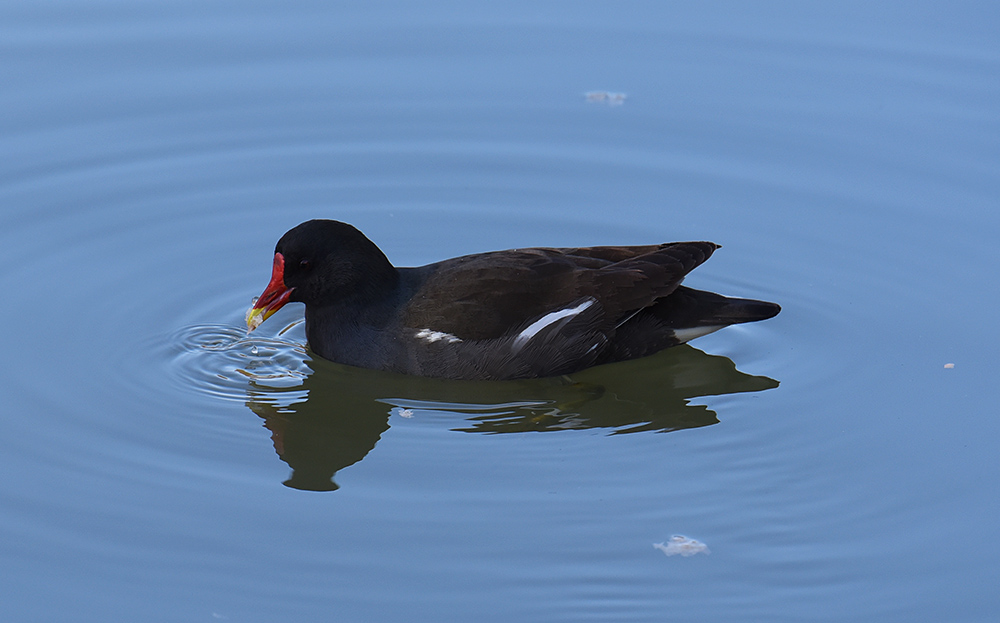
[3,2,998,621]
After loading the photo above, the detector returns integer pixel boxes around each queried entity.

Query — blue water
[2,2,999,621]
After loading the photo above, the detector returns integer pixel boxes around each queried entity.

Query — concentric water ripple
[164,320,311,403]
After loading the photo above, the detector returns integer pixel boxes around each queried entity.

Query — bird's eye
[299,259,311,270]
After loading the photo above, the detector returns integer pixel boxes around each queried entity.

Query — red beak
[246,253,295,331]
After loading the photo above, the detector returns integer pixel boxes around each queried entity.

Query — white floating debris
[398,408,414,419]
[944,363,955,369]
[585,91,627,106]
[654,535,709,557]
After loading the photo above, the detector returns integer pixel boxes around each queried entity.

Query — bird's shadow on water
[243,344,779,492]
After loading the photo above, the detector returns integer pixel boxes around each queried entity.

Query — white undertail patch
[671,325,725,343]
[415,328,463,344]
[512,299,595,351]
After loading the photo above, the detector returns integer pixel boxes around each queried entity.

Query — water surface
[2,2,998,621]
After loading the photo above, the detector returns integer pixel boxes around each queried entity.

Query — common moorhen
[247,219,779,380]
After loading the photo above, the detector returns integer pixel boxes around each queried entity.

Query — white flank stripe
[513,299,594,350]
[671,325,725,343]
[415,328,462,344]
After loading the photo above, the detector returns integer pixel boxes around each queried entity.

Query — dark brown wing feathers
[401,241,719,340]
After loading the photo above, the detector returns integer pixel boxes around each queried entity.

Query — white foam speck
[653,535,710,557]
[585,91,627,106]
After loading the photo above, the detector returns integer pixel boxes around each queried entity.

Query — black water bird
[247,219,779,380]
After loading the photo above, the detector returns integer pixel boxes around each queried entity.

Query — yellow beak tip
[245,306,266,331]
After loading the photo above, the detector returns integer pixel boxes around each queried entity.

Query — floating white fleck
[399,408,414,419]
[415,329,462,344]
[585,91,627,106]
[944,363,955,369]
[654,535,710,557]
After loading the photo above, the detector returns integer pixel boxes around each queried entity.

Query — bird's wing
[400,242,719,341]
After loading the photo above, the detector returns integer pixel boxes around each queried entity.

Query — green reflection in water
[246,344,778,491]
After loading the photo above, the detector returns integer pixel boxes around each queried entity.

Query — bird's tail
[654,286,781,328]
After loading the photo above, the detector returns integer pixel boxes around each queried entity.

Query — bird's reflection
[245,344,778,491]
